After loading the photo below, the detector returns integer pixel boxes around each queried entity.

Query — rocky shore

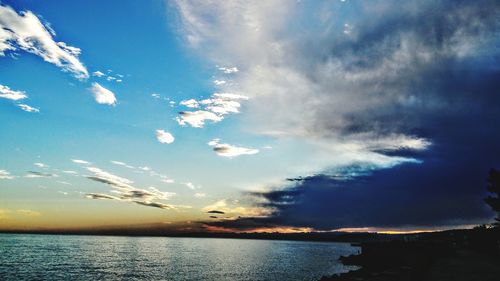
[321,227,500,281]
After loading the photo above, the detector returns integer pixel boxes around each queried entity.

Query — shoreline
[0,229,386,243]
[321,227,500,281]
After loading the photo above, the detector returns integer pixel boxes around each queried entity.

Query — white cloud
[34,162,48,168]
[155,129,175,144]
[110,160,135,169]
[62,170,78,175]
[71,159,90,165]
[86,166,134,190]
[218,66,239,73]
[90,82,116,105]
[0,84,27,100]
[175,93,248,128]
[176,110,223,128]
[194,192,206,198]
[0,5,88,79]
[208,139,259,158]
[161,178,175,184]
[202,199,272,217]
[200,93,248,115]
[180,98,199,108]
[17,103,39,113]
[151,93,161,99]
[92,70,105,77]
[184,182,195,189]
[0,170,14,180]
[213,80,226,85]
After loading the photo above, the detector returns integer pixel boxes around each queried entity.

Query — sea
[0,233,360,281]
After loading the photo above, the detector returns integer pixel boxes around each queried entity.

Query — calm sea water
[0,234,359,281]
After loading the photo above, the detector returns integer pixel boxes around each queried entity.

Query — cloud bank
[174,0,500,229]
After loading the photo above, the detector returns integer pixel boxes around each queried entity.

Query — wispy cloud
[17,103,39,113]
[71,159,90,165]
[0,170,14,180]
[155,129,175,144]
[25,171,57,178]
[86,166,134,190]
[0,5,88,79]
[110,160,135,169]
[86,193,119,200]
[208,139,259,158]
[133,201,176,210]
[89,83,116,105]
[84,165,185,210]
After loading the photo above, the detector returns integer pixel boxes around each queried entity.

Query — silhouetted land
[321,227,500,281]
[0,228,386,243]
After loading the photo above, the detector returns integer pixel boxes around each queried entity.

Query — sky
[0,0,499,233]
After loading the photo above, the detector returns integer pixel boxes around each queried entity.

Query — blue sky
[1,0,499,232]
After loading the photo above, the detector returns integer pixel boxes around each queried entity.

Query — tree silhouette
[484,168,500,225]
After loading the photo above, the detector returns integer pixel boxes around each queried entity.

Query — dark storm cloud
[204,0,500,230]
[304,0,500,139]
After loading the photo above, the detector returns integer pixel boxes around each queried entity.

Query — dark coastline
[0,229,383,243]
[321,227,500,281]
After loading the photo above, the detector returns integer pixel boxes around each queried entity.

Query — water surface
[0,234,359,281]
